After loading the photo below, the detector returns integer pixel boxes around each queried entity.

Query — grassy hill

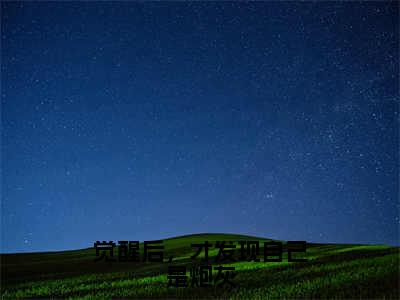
[1,233,399,299]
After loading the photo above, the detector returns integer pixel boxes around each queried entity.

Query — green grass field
[1,233,399,299]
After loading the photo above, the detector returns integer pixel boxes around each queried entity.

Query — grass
[1,233,399,299]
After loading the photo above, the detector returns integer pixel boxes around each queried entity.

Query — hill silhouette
[1,233,399,299]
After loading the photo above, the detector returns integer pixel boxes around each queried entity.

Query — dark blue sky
[1,2,399,252]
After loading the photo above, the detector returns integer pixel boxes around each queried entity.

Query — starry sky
[1,2,399,253]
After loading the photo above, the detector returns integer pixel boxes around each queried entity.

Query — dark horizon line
[1,231,398,255]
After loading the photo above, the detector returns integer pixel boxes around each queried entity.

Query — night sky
[1,2,399,253]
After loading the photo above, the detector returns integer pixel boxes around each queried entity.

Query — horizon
[1,231,398,255]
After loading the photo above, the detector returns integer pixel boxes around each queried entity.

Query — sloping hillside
[1,233,399,299]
